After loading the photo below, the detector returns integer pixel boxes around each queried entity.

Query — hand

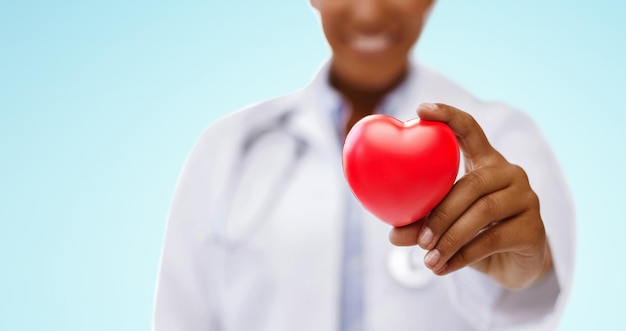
[389,103,552,290]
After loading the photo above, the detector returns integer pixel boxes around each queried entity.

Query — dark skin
[314,0,553,290]
[329,67,407,135]
[391,103,552,290]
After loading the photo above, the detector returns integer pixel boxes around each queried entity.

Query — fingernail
[424,249,440,268]
[418,226,433,248]
[420,103,438,111]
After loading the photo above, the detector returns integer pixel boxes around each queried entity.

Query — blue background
[1,1,624,330]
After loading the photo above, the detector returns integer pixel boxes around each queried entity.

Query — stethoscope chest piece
[387,246,434,289]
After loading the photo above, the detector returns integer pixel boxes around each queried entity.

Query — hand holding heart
[350,103,553,290]
[388,103,553,290]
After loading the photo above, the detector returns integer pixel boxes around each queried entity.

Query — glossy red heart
[342,114,460,227]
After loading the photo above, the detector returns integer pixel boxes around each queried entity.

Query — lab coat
[153,62,575,331]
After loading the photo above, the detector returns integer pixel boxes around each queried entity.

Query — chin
[348,64,407,90]
[331,51,409,91]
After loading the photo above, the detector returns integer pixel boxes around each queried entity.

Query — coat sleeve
[445,105,576,331]
[153,125,228,331]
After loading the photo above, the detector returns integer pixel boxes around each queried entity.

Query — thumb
[417,103,496,163]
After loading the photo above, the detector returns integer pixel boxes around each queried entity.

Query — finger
[435,213,543,277]
[424,187,530,272]
[416,103,496,162]
[389,219,424,246]
[431,219,520,275]
[417,165,515,251]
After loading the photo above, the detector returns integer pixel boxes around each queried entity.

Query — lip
[348,33,395,56]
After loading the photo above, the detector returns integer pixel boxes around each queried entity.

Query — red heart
[342,114,460,227]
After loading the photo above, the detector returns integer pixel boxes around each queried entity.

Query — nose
[350,0,387,33]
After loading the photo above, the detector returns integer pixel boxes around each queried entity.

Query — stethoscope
[214,110,308,246]
[213,108,433,289]
[387,246,434,289]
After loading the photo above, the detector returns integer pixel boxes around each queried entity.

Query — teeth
[351,34,391,54]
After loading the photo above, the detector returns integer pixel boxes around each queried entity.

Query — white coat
[153,62,575,331]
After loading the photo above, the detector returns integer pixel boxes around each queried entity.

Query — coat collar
[288,60,431,158]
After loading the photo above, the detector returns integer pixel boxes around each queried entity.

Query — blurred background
[1,1,624,330]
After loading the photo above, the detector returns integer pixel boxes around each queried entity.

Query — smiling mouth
[349,34,393,55]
